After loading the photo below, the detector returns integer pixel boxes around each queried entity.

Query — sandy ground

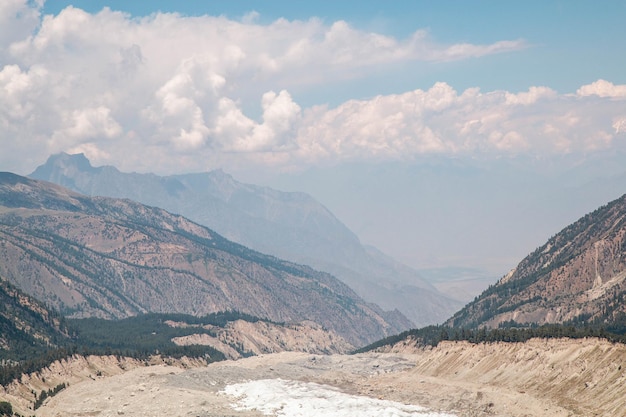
[33,353,476,417]
[21,338,626,417]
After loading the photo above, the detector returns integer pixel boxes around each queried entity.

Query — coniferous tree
[0,401,13,416]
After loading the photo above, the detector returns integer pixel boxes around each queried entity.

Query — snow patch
[222,378,458,417]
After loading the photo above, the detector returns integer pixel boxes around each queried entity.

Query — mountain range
[0,172,409,346]
[4,157,626,417]
[30,153,463,326]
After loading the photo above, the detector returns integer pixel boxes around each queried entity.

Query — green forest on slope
[0,278,269,387]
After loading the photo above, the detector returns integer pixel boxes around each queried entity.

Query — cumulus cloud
[505,86,557,105]
[52,106,122,145]
[0,0,42,60]
[614,118,626,134]
[577,79,626,98]
[289,82,625,166]
[0,4,624,175]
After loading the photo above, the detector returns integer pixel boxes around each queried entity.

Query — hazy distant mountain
[0,172,410,346]
[447,193,626,329]
[30,153,463,326]
[267,155,626,275]
[418,267,498,303]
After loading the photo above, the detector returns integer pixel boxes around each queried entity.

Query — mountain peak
[208,168,232,181]
[30,152,99,186]
[45,152,94,171]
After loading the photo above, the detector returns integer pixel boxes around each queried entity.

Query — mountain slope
[447,193,626,328]
[0,173,409,346]
[30,153,463,326]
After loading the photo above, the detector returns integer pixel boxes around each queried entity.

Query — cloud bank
[1,2,624,175]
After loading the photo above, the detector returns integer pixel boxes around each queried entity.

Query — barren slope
[383,337,626,416]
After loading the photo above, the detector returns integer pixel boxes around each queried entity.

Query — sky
[2,0,626,276]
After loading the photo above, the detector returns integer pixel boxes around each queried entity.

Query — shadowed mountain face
[0,173,411,346]
[30,153,463,327]
[447,193,626,329]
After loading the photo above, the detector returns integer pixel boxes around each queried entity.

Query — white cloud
[210,90,301,153]
[0,4,624,175]
[577,79,626,98]
[54,106,122,143]
[427,39,526,62]
[614,118,626,134]
[290,82,624,164]
[505,86,556,105]
[256,90,301,144]
[0,0,42,61]
[0,64,48,121]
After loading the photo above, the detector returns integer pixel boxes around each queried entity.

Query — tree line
[0,311,269,387]
[354,322,626,354]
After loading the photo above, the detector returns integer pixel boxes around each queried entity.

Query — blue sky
[2,0,626,275]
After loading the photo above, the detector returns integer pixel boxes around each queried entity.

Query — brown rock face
[171,319,353,358]
[448,193,626,328]
[0,173,407,346]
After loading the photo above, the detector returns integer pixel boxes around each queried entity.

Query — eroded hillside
[381,337,626,416]
[448,193,626,328]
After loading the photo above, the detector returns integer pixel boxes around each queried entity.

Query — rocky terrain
[0,172,409,345]
[448,192,626,328]
[30,152,463,326]
[169,319,353,359]
[0,337,623,417]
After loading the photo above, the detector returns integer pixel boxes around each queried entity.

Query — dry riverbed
[4,337,625,417]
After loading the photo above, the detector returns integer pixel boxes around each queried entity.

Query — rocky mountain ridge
[0,172,409,346]
[30,153,463,326]
[447,192,626,328]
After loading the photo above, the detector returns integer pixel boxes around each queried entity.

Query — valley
[2,3,625,417]
[2,337,624,417]
[3,157,626,417]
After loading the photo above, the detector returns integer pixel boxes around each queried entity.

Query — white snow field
[223,378,458,417]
